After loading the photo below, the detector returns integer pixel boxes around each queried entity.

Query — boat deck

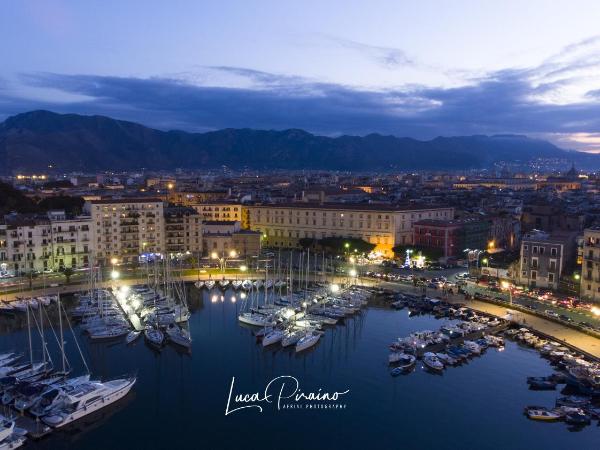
[14,414,52,439]
[415,322,509,358]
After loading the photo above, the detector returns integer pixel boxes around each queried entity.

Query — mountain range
[0,110,585,173]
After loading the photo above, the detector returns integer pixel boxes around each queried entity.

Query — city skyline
[3,1,600,151]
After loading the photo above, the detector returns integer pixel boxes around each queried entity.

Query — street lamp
[330,283,340,293]
[501,280,512,306]
[111,270,120,280]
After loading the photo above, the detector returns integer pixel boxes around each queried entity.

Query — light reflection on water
[0,287,597,450]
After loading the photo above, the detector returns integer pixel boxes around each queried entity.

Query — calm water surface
[1,287,598,450]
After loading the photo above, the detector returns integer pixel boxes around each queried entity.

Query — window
[531,271,537,280]
[548,273,554,283]
[551,247,557,256]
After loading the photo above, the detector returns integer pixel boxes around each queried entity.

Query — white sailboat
[262,329,284,347]
[295,332,321,352]
[166,324,192,349]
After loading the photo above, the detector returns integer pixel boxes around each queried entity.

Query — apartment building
[518,230,575,290]
[413,218,491,259]
[245,203,454,257]
[0,211,92,275]
[191,201,244,223]
[167,190,229,206]
[581,227,600,302]
[202,221,261,257]
[85,198,165,265]
[164,207,203,255]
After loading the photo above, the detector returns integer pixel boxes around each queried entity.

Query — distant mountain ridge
[0,110,578,173]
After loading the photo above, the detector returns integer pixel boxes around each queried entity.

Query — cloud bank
[2,35,600,151]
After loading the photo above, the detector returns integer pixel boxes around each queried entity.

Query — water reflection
[0,286,596,450]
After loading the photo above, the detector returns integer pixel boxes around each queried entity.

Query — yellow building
[245,203,454,257]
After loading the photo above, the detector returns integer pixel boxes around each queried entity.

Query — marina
[0,282,596,449]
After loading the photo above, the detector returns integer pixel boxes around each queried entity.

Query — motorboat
[463,341,482,355]
[525,407,561,421]
[241,280,253,290]
[231,280,243,290]
[41,377,136,428]
[205,280,216,290]
[194,281,205,289]
[219,280,230,288]
[423,353,444,372]
[15,375,90,413]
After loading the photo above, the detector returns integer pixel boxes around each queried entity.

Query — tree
[61,267,75,284]
[318,237,375,255]
[298,238,316,249]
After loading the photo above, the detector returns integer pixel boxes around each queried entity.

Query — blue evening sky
[2,0,600,151]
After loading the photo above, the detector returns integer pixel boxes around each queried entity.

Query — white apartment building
[0,211,92,275]
[246,203,454,257]
[85,198,165,265]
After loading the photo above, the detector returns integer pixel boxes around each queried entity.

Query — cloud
[3,35,600,151]
[322,35,416,69]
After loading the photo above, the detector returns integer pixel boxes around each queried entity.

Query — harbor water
[1,286,598,450]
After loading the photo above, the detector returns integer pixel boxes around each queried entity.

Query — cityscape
[1,2,600,450]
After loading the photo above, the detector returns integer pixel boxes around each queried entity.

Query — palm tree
[62,267,75,284]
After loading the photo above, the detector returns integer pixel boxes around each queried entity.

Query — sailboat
[262,329,284,347]
[295,331,321,352]
[144,328,165,349]
[125,330,141,344]
[166,324,192,349]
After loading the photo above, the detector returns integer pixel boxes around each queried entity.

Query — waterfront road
[2,272,600,358]
[375,280,600,359]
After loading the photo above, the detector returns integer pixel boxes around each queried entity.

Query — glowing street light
[349,268,357,277]
[591,306,600,317]
[110,257,119,266]
[111,270,120,280]
[240,265,247,272]
[330,283,340,293]
[211,251,218,260]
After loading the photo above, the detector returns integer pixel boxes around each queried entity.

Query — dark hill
[0,110,574,173]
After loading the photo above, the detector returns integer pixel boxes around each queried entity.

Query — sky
[3,1,600,151]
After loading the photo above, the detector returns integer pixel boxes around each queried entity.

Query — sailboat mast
[26,302,33,366]
[58,293,66,374]
[40,300,45,366]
